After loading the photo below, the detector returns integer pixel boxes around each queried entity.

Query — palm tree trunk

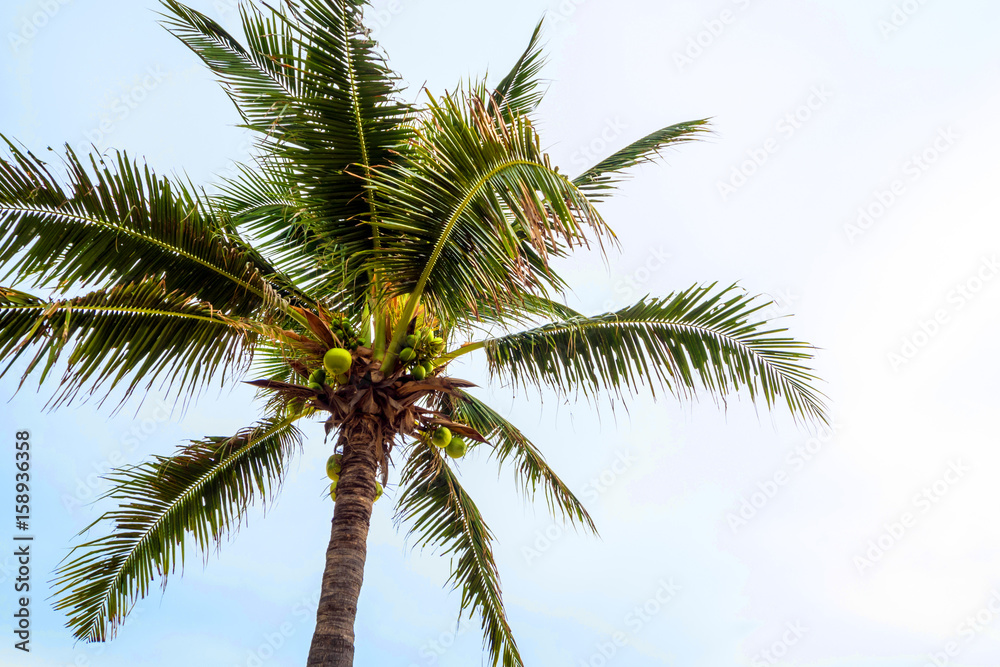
[306,417,380,666]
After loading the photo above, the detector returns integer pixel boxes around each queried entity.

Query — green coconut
[374,482,383,502]
[326,454,342,480]
[399,347,416,362]
[405,334,419,348]
[446,438,468,459]
[308,382,324,393]
[324,347,353,375]
[329,479,338,501]
[411,364,427,380]
[431,427,452,448]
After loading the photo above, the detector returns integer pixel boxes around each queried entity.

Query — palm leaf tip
[447,391,597,533]
[51,417,302,642]
[489,17,548,121]
[573,119,713,199]
[482,284,828,424]
[395,443,524,667]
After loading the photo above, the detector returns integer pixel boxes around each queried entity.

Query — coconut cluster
[247,306,484,508]
[428,426,468,459]
[399,328,444,380]
[331,314,360,349]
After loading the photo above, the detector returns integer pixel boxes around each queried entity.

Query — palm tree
[0,1,827,665]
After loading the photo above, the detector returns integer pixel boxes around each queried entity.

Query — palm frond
[450,294,584,339]
[573,119,712,200]
[396,441,523,667]
[0,278,254,409]
[159,1,303,130]
[52,416,303,642]
[373,90,615,366]
[447,390,595,532]
[0,140,284,317]
[162,0,412,302]
[215,161,343,299]
[489,18,547,121]
[482,284,828,423]
[279,0,413,301]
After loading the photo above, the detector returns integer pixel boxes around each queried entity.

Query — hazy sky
[3,1,1000,666]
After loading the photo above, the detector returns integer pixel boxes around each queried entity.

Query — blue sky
[2,0,1000,665]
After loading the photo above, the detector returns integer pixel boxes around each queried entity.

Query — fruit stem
[360,300,373,348]
[373,302,386,361]
[430,340,486,366]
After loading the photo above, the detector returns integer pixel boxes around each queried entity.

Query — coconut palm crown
[0,2,827,666]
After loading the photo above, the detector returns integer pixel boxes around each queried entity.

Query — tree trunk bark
[306,417,379,667]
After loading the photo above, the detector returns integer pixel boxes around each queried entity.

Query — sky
[2,0,1000,665]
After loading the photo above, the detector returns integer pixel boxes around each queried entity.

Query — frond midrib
[445,474,509,632]
[487,314,821,405]
[77,417,295,640]
[0,302,244,327]
[166,2,298,101]
[387,157,571,368]
[337,7,380,249]
[493,315,807,357]
[2,203,266,300]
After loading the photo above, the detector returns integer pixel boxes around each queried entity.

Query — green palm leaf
[163,0,412,302]
[573,119,712,200]
[0,141,282,317]
[447,390,596,532]
[396,441,523,667]
[0,279,255,408]
[52,416,303,642]
[481,284,827,423]
[489,18,547,121]
[215,162,326,288]
[373,90,614,368]
[159,1,303,129]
